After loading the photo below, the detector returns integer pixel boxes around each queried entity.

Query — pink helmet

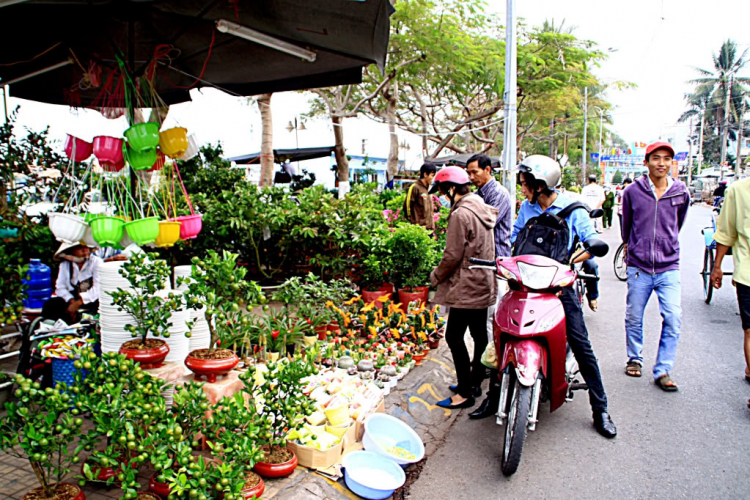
[428,166,471,194]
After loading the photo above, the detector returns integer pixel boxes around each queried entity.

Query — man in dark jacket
[621,142,690,391]
[402,163,437,229]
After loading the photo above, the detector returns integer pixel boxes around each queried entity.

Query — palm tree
[678,85,712,171]
[689,39,750,165]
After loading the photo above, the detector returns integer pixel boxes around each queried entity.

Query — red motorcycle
[469,238,608,476]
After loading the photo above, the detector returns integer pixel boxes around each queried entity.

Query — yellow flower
[420,315,426,328]
[427,323,436,331]
[377,294,390,303]
[325,301,334,308]
[344,295,362,306]
[390,328,401,339]
[358,314,367,323]
[362,302,375,313]
[418,331,427,341]
[368,326,378,337]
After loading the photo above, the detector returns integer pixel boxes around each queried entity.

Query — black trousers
[445,307,488,399]
[559,287,608,413]
[42,297,99,323]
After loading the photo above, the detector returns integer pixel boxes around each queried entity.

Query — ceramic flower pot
[90,216,125,247]
[252,448,298,478]
[378,282,395,293]
[124,217,160,245]
[122,142,158,171]
[241,474,265,500]
[171,214,202,239]
[179,134,200,161]
[149,473,171,499]
[362,289,391,309]
[48,213,88,244]
[119,339,169,369]
[155,221,181,248]
[159,127,189,158]
[414,286,429,303]
[64,134,93,162]
[23,483,85,500]
[124,122,160,151]
[398,289,424,307]
[93,136,124,167]
[184,349,239,383]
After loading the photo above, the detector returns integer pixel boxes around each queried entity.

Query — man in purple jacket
[621,142,690,391]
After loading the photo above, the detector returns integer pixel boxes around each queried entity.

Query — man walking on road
[403,163,437,230]
[710,177,750,386]
[582,175,605,233]
[465,153,512,419]
[621,142,690,391]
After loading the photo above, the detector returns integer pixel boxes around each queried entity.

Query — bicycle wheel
[614,243,627,281]
[702,246,714,305]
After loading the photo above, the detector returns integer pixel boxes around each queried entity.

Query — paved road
[410,205,750,500]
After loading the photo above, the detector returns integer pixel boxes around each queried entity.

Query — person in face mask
[42,242,103,323]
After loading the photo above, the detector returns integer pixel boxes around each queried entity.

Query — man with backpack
[511,155,617,439]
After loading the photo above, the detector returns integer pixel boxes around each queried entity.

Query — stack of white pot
[98,261,137,353]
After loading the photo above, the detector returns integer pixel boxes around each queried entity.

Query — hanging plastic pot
[64,135,93,162]
[159,127,189,159]
[179,134,200,161]
[171,214,202,240]
[124,122,160,152]
[48,213,88,244]
[155,221,181,248]
[148,150,167,172]
[93,136,124,169]
[122,143,157,171]
[124,217,160,245]
[81,224,98,248]
[90,216,125,247]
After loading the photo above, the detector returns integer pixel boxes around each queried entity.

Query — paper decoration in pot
[64,135,93,162]
[124,122,160,152]
[159,127,188,159]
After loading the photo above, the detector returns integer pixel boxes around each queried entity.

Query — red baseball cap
[645,141,675,160]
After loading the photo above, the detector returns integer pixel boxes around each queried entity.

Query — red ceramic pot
[428,338,440,350]
[64,134,93,162]
[398,289,424,307]
[362,289,391,309]
[241,475,265,499]
[80,462,116,482]
[252,448,298,478]
[414,286,429,302]
[149,473,170,499]
[315,325,328,341]
[23,483,86,500]
[184,350,239,383]
[378,283,395,293]
[119,339,169,369]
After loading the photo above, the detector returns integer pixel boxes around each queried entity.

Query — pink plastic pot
[93,136,124,167]
[64,134,93,162]
[171,214,202,240]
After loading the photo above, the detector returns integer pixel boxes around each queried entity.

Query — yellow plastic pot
[159,127,189,159]
[154,221,181,248]
[324,405,350,427]
[303,335,317,346]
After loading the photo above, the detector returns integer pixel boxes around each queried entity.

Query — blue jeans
[625,267,682,379]
[581,259,599,300]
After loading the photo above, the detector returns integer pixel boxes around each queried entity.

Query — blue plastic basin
[362,413,425,466]
[342,451,405,500]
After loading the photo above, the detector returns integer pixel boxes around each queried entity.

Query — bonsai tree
[109,251,188,351]
[165,453,245,500]
[388,223,437,291]
[0,375,84,499]
[182,250,265,360]
[170,381,210,447]
[240,357,317,465]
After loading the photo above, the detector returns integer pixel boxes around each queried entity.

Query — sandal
[625,361,642,377]
[656,374,678,392]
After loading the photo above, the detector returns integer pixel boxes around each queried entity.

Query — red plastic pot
[315,325,328,341]
[362,289,391,309]
[149,473,170,499]
[378,282,395,293]
[398,289,424,307]
[80,462,117,482]
[252,448,298,478]
[118,339,169,369]
[184,350,239,383]
[428,338,440,349]
[23,483,85,500]
[148,150,167,172]
[64,134,93,162]
[241,475,265,499]
[414,286,429,303]
[93,136,124,167]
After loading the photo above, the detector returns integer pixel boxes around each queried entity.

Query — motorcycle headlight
[497,264,517,282]
[516,262,557,290]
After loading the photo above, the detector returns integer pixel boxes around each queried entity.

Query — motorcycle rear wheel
[501,374,532,476]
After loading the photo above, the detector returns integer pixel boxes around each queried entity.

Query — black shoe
[593,411,617,439]
[469,396,499,420]
[449,385,482,397]
[436,396,476,409]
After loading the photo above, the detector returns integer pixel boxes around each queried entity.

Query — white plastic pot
[81,224,98,248]
[49,213,88,244]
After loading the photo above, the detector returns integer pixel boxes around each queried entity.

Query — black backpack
[512,201,588,264]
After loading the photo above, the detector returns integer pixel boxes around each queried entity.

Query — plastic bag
[480,342,498,369]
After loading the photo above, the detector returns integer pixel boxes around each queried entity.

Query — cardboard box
[354,399,386,443]
[288,422,357,470]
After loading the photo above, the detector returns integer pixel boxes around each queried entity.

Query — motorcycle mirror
[589,208,604,219]
[584,239,609,258]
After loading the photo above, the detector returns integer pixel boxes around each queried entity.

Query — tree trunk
[386,81,400,182]
[258,93,274,187]
[332,115,349,184]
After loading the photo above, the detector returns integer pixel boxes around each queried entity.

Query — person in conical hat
[42,241,102,323]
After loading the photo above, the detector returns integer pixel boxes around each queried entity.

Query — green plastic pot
[122,142,158,171]
[124,217,160,245]
[124,122,160,152]
[90,216,125,247]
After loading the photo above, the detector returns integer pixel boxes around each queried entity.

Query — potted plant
[387,224,437,305]
[358,228,393,307]
[109,252,188,367]
[181,251,265,382]
[0,374,85,500]
[262,308,304,360]
[163,449,245,500]
[240,357,316,478]
[0,371,13,406]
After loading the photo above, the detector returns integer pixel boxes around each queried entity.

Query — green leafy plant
[109,252,187,349]
[0,375,84,499]
[262,308,305,354]
[358,227,393,290]
[204,393,264,474]
[388,223,437,291]
[164,452,245,500]
[170,381,210,446]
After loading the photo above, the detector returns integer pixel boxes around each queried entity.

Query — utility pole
[582,87,588,180]
[720,72,734,178]
[737,99,746,176]
[549,119,554,157]
[687,117,694,186]
[697,110,705,173]
[501,0,517,203]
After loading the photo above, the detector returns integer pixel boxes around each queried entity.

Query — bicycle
[613,242,627,281]
[700,212,732,305]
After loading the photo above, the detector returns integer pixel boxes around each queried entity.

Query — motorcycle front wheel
[501,373,532,476]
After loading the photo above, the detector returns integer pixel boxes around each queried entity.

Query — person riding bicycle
[511,155,617,439]
[713,180,728,208]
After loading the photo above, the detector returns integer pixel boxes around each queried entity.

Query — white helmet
[517,155,562,190]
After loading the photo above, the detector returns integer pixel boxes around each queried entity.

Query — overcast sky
[4,0,750,165]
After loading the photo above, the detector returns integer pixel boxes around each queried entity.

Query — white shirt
[646,175,674,200]
[55,256,102,304]
[581,183,605,208]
